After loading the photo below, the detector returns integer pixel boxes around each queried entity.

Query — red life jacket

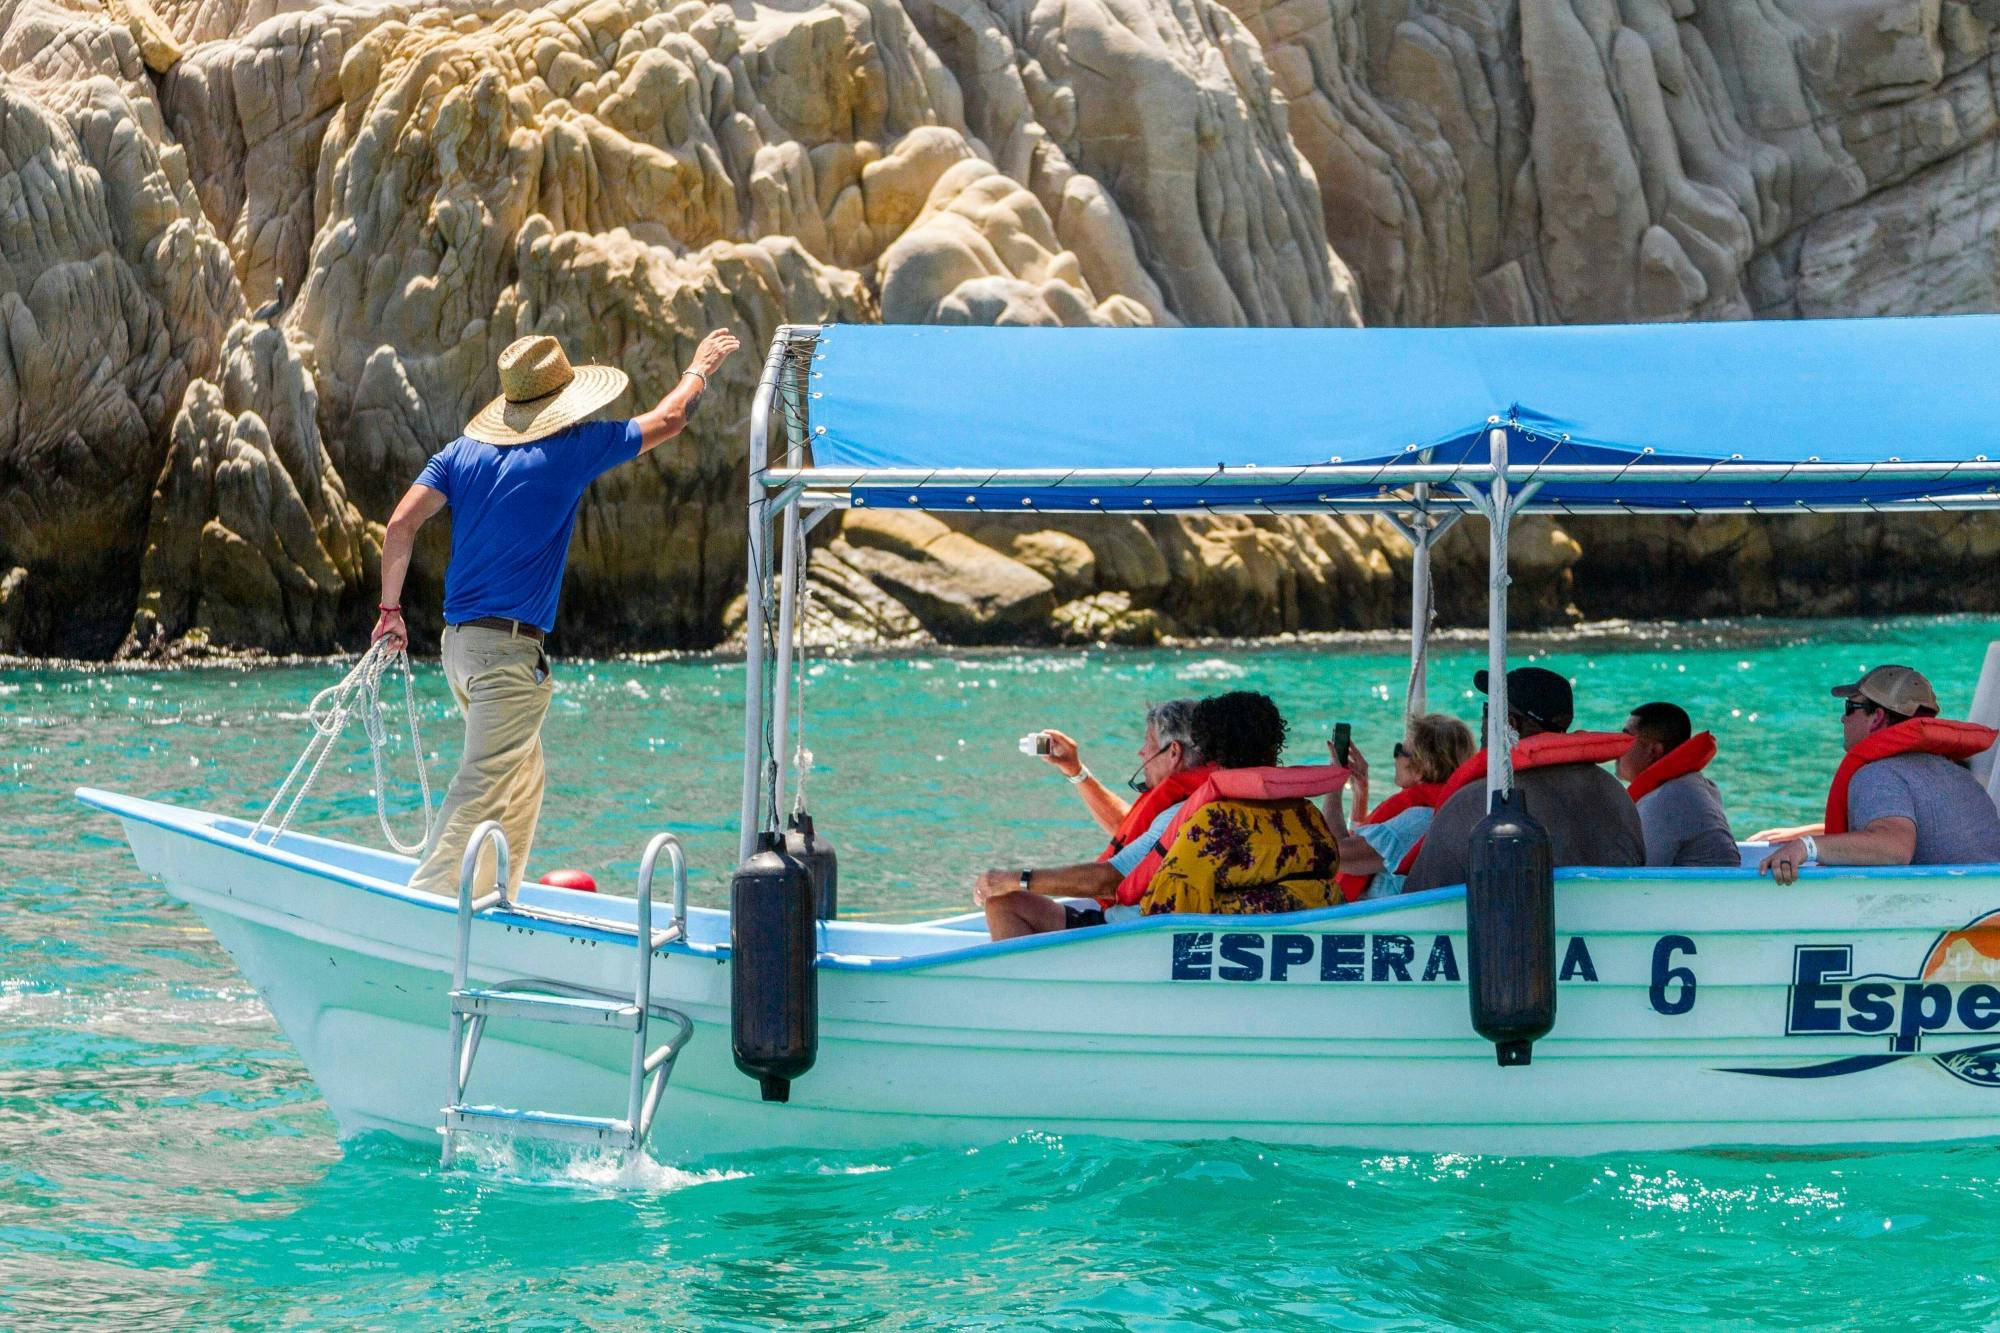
[1626,732,1716,803]
[1333,781,1452,903]
[1390,732,1633,888]
[1822,718,1998,834]
[1114,763,1350,907]
[1099,765,1216,861]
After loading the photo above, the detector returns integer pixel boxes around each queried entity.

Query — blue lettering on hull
[1786,944,2000,1053]
[1168,931,1595,984]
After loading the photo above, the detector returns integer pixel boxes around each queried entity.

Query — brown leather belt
[451,616,546,642]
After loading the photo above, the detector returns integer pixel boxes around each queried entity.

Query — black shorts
[1063,905,1108,930]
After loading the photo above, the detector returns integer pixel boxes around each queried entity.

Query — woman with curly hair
[1137,692,1345,917]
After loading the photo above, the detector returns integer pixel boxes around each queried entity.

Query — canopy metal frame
[738,325,2000,853]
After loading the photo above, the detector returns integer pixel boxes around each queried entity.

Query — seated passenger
[1137,691,1346,916]
[1616,701,1738,867]
[977,699,1212,939]
[1760,665,2000,884]
[1325,713,1477,899]
[1029,700,1215,857]
[1402,667,1643,893]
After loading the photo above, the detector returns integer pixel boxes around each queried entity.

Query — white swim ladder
[440,823,694,1167]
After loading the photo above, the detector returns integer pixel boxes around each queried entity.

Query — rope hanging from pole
[762,518,784,835]
[789,518,814,817]
[251,639,437,855]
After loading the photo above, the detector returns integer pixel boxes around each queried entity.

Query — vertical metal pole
[1484,427,1513,811]
[740,336,791,862]
[770,498,801,820]
[1406,485,1432,727]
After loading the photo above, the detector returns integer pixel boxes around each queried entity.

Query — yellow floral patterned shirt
[1138,798,1342,916]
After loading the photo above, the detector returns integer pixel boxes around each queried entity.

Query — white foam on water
[1177,658,1247,681]
[563,1152,746,1193]
[452,1138,746,1193]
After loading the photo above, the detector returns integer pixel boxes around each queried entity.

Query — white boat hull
[82,788,2000,1158]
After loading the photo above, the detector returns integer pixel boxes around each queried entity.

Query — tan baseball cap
[1831,665,1940,716]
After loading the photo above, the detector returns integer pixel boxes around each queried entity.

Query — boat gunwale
[76,786,2000,976]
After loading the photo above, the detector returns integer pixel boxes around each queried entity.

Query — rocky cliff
[1,0,1997,658]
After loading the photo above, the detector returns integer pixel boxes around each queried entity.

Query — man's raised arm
[635,328,742,454]
[372,483,447,650]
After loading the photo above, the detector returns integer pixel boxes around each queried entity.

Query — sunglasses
[1392,742,1410,760]
[1843,698,1877,717]
[1127,742,1177,793]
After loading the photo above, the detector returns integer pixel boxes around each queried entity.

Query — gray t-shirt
[1847,754,2000,865]
[1404,762,1645,893]
[1637,773,1739,868]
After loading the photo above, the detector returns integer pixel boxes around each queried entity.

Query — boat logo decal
[1726,910,2000,1086]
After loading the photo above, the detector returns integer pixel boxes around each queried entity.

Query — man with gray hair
[977,699,1214,939]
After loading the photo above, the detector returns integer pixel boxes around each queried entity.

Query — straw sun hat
[463,335,629,446]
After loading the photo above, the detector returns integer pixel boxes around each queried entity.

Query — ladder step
[451,988,643,1030]
[444,1104,636,1148]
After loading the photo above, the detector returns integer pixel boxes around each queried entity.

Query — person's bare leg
[985,892,1070,941]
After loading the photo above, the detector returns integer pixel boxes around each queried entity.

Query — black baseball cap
[1474,666,1574,729]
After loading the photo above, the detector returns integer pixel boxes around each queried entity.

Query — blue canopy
[774,317,2000,514]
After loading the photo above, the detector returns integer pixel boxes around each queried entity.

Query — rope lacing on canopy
[251,639,437,855]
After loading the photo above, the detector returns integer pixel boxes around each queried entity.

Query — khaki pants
[406,624,553,898]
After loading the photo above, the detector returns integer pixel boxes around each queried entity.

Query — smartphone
[1333,722,1353,767]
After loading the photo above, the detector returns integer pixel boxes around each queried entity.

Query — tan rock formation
[831,509,1059,640]
[1222,0,1995,325]
[0,3,240,656]
[3,0,2000,659]
[126,320,365,652]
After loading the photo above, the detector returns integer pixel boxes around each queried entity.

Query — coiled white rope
[251,639,437,854]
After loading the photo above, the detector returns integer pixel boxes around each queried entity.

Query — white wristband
[1800,834,1819,864]
[682,368,708,389]
[1067,766,1092,786]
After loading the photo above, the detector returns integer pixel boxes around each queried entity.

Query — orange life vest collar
[1626,732,1716,804]
[1114,763,1350,907]
[1099,764,1215,862]
[1822,718,1998,834]
[1440,731,1631,799]
[1360,782,1453,826]
[1334,781,1452,902]
[1385,732,1632,898]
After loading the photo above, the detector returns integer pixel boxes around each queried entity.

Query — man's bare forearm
[380,520,415,609]
[1815,820,1917,867]
[378,485,443,606]
[644,374,704,434]
[1025,863,1122,897]
[1075,775,1130,835]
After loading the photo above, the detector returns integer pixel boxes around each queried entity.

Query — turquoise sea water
[8,617,2000,1328]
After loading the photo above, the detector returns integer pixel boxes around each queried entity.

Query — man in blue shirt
[373,328,739,896]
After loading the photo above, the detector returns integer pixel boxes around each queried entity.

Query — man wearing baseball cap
[1403,665,1643,893]
[1759,665,2000,885]
[372,327,740,897]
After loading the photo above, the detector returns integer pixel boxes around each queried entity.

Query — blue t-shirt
[1109,802,1184,877]
[415,420,642,631]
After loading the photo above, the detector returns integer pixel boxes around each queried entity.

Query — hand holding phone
[1333,722,1353,768]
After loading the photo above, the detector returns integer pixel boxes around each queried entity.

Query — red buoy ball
[539,869,598,893]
